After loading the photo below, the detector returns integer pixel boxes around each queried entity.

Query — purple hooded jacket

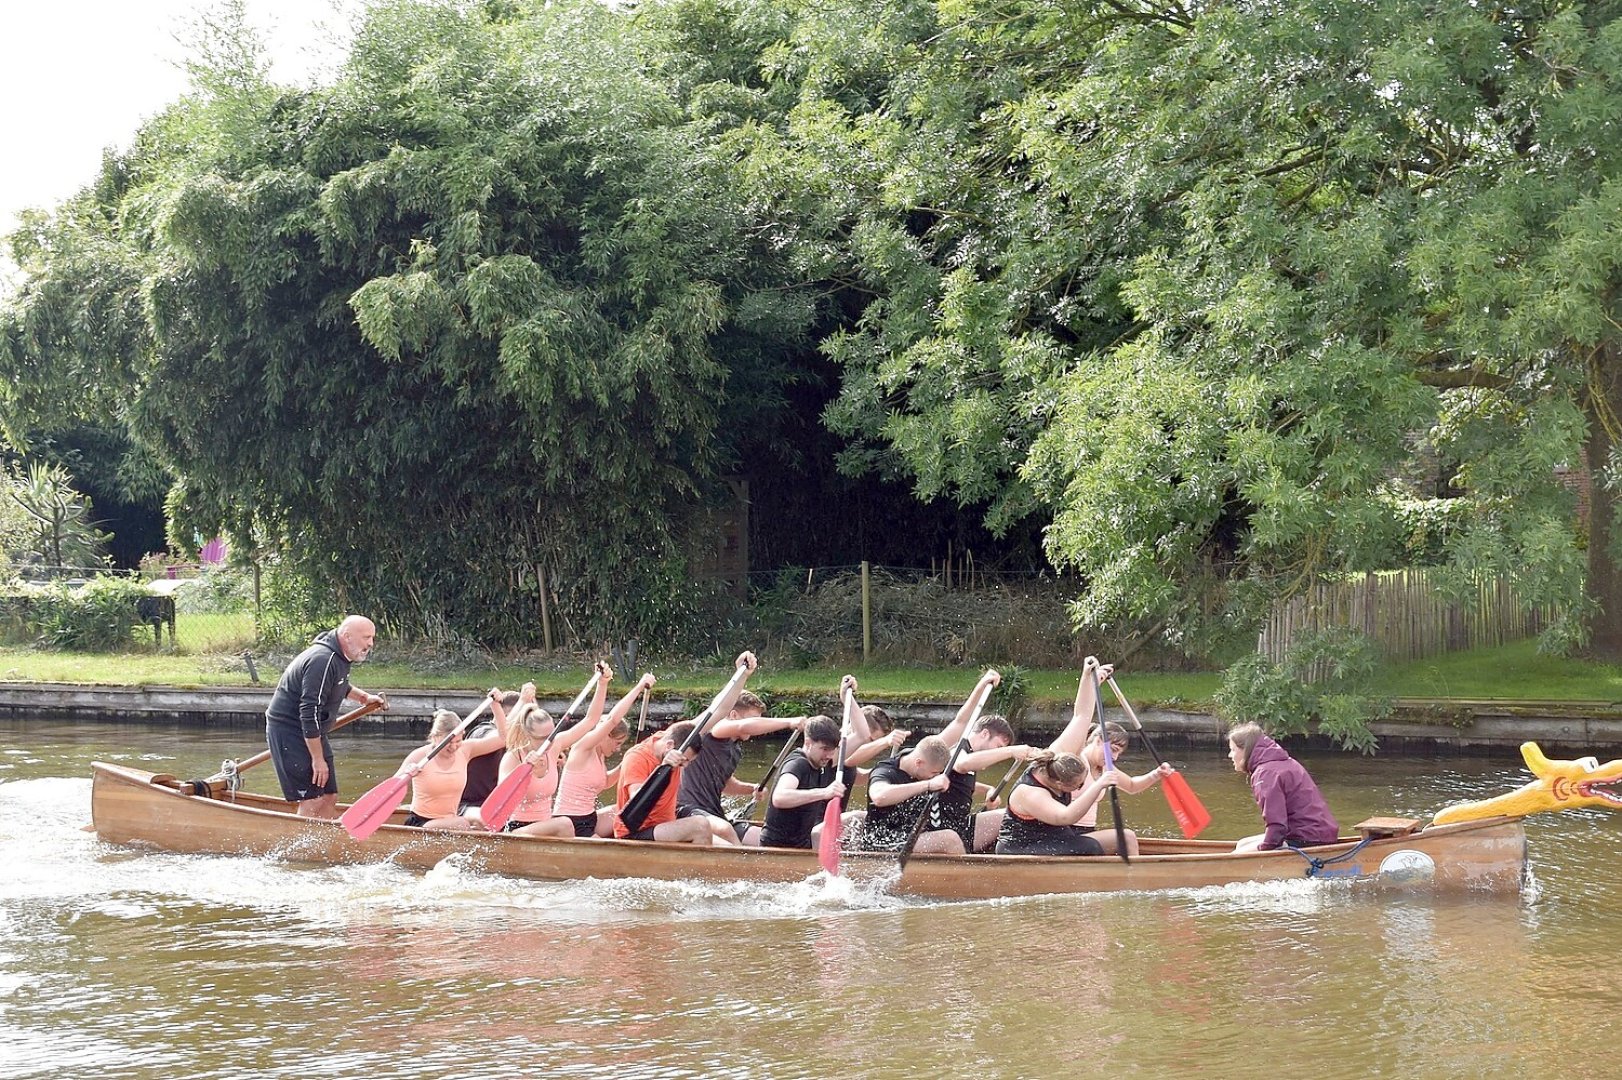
[1244,734,1339,849]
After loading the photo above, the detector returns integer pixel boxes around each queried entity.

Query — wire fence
[1,561,1554,667]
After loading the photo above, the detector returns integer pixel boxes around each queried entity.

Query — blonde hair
[505,702,554,755]
[912,735,951,769]
[428,709,462,741]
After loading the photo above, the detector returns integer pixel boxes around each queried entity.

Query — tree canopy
[5,0,1622,683]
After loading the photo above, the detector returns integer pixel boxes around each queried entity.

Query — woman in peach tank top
[505,664,615,838]
[554,672,656,837]
[397,690,510,830]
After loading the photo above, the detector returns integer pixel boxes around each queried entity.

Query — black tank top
[997,770,1074,850]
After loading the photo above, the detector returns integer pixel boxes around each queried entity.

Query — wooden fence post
[537,563,554,653]
[861,560,872,663]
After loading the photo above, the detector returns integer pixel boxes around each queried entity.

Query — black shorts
[995,828,1104,857]
[401,813,430,828]
[265,722,337,803]
[623,826,659,841]
[679,805,749,841]
[566,812,599,838]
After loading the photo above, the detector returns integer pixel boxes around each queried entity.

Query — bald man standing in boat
[265,615,387,819]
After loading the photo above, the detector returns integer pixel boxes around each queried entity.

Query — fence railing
[1257,568,1552,667]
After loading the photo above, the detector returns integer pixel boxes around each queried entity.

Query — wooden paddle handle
[206,697,387,784]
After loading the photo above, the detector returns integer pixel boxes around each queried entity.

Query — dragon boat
[89,742,1619,899]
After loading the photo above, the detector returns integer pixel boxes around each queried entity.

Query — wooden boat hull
[90,762,1529,899]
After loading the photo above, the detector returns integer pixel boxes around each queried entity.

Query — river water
[2,718,1619,1079]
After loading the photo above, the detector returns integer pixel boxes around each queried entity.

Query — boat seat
[1355,816,1421,840]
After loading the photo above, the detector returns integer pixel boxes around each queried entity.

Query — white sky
[1,0,353,288]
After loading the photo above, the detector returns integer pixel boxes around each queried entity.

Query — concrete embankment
[4,682,1621,756]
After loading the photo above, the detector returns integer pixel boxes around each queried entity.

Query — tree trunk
[1583,339,1622,660]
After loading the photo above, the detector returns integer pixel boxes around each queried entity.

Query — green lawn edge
[6,638,1622,709]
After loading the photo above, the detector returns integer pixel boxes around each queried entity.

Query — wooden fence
[1257,569,1553,666]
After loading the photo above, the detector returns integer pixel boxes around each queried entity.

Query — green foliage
[988,664,1031,725]
[172,566,253,615]
[255,557,339,647]
[3,463,112,570]
[18,577,151,652]
[0,0,809,650]
[1214,628,1392,753]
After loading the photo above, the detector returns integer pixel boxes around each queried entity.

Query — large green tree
[702,0,1621,660]
[1,0,808,645]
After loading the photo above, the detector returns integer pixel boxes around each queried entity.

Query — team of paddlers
[264,618,1341,857]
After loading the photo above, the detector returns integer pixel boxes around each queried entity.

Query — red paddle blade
[478,764,533,832]
[818,798,843,875]
[339,774,411,841]
[1162,772,1212,838]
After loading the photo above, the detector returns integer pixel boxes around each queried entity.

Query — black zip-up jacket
[265,629,352,739]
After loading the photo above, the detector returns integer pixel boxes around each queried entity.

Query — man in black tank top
[674,652,805,846]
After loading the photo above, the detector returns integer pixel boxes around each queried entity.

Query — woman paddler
[1036,657,1174,857]
[502,664,614,838]
[553,671,657,837]
[994,750,1130,855]
[395,690,511,830]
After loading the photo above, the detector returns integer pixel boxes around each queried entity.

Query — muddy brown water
[2,719,1619,1079]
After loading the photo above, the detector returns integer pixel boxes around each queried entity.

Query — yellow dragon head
[1432,742,1622,825]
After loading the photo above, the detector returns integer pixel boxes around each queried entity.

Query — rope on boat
[1284,836,1376,878]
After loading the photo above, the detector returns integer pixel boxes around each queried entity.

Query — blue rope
[1284,836,1377,878]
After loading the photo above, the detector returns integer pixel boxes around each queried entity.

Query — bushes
[0,577,152,651]
[1213,626,1391,752]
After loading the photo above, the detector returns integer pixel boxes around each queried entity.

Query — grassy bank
[10,637,1622,707]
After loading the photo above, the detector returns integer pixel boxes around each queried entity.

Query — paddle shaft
[1105,675,1211,839]
[986,757,1030,809]
[1092,668,1129,863]
[216,697,386,780]
[1104,676,1169,768]
[554,670,603,734]
[898,680,995,870]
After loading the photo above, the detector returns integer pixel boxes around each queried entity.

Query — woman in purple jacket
[1227,723,1340,852]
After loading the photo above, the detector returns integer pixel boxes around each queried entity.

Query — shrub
[1214,626,1390,752]
[28,577,150,651]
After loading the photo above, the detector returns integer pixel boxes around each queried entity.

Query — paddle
[817,683,862,874]
[897,680,995,871]
[339,698,493,841]
[731,727,802,828]
[478,671,602,832]
[985,756,1031,810]
[1092,666,1129,864]
[618,661,752,835]
[1106,675,1212,838]
[197,697,387,793]
[818,730,849,875]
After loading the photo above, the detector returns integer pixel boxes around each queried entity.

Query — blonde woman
[995,750,1129,855]
[395,690,510,831]
[503,664,612,838]
[554,672,656,837]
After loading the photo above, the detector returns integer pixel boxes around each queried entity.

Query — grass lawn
[1385,639,1622,702]
[6,633,1614,708]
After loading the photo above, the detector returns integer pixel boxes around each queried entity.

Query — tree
[4,462,111,571]
[1,0,809,646]
[708,0,1622,674]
